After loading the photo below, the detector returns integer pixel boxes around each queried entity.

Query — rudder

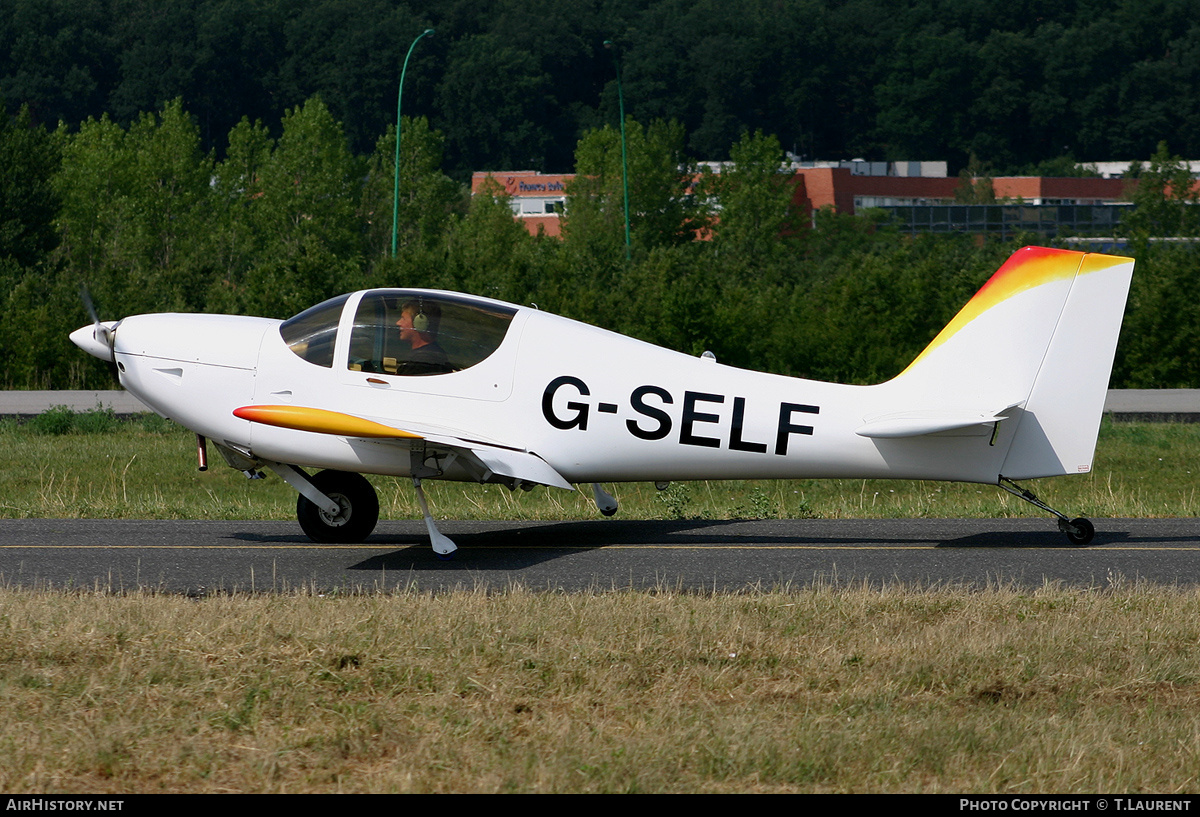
[1000,251,1135,479]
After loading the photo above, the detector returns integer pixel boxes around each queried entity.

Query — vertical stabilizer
[879,247,1134,483]
[888,248,1086,421]
[1000,252,1135,479]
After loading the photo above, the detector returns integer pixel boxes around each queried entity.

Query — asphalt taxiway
[2,517,1198,594]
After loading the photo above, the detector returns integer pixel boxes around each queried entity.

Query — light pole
[603,40,631,261]
[392,27,435,257]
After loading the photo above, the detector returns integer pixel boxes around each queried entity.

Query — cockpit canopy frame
[279,290,518,376]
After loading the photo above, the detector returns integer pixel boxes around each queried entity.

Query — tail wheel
[1064,517,1095,546]
[297,470,379,543]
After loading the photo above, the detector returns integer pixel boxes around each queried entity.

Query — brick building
[474,160,1196,237]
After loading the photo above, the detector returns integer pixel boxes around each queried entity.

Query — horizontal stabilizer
[855,406,1017,439]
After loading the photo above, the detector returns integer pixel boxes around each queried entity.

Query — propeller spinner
[70,285,120,364]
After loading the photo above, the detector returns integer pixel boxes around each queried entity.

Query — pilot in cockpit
[393,299,452,375]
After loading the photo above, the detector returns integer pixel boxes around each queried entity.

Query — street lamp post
[392,27,435,257]
[604,40,632,261]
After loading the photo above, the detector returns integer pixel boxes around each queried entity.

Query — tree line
[2,94,1199,391]
[5,0,1200,179]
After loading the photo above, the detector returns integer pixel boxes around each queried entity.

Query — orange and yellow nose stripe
[233,405,421,439]
[901,247,1127,375]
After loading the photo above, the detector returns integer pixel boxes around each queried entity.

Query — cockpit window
[349,291,517,376]
[279,293,351,368]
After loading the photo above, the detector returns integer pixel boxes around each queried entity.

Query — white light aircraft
[71,246,1134,556]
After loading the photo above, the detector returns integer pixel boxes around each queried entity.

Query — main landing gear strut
[265,464,458,557]
[997,475,1095,546]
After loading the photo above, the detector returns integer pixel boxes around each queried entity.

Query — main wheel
[296,470,379,543]
[1064,517,1095,546]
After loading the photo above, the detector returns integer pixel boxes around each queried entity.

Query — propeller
[80,284,109,348]
[70,285,121,380]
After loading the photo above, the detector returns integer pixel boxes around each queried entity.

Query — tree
[122,98,215,308]
[359,115,465,268]
[1121,141,1200,238]
[954,154,996,204]
[235,96,364,316]
[1111,243,1200,388]
[441,174,540,302]
[209,116,274,291]
[436,34,554,177]
[564,117,703,256]
[0,0,115,128]
[0,103,60,267]
[873,27,975,162]
[254,96,360,259]
[107,0,200,127]
[277,0,431,154]
[700,130,803,265]
[53,99,214,315]
[53,112,132,286]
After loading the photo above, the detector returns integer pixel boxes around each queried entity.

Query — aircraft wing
[232,405,573,490]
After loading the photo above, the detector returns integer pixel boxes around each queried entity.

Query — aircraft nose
[69,321,118,362]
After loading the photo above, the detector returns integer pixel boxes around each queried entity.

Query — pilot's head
[396,299,440,347]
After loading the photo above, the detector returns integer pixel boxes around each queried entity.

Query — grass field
[1,409,1197,522]
[4,583,1200,793]
[3,409,1200,793]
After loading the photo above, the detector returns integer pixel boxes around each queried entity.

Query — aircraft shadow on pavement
[345,520,739,571]
[936,530,1129,548]
[330,519,1130,571]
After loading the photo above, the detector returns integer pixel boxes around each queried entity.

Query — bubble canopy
[279,290,518,376]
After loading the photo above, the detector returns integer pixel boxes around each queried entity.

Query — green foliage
[26,404,75,435]
[656,483,692,519]
[25,403,119,435]
[565,118,703,257]
[205,97,368,317]
[700,130,804,268]
[73,404,121,434]
[1120,142,1200,239]
[1018,157,1101,178]
[441,176,542,302]
[954,156,996,204]
[205,116,274,301]
[0,104,60,266]
[257,97,361,261]
[3,85,1198,395]
[53,100,215,316]
[360,116,465,265]
[1110,242,1200,388]
[436,34,554,177]
[0,263,93,389]
[21,404,177,435]
[6,0,1200,173]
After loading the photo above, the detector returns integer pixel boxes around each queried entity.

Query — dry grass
[3,582,1200,793]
